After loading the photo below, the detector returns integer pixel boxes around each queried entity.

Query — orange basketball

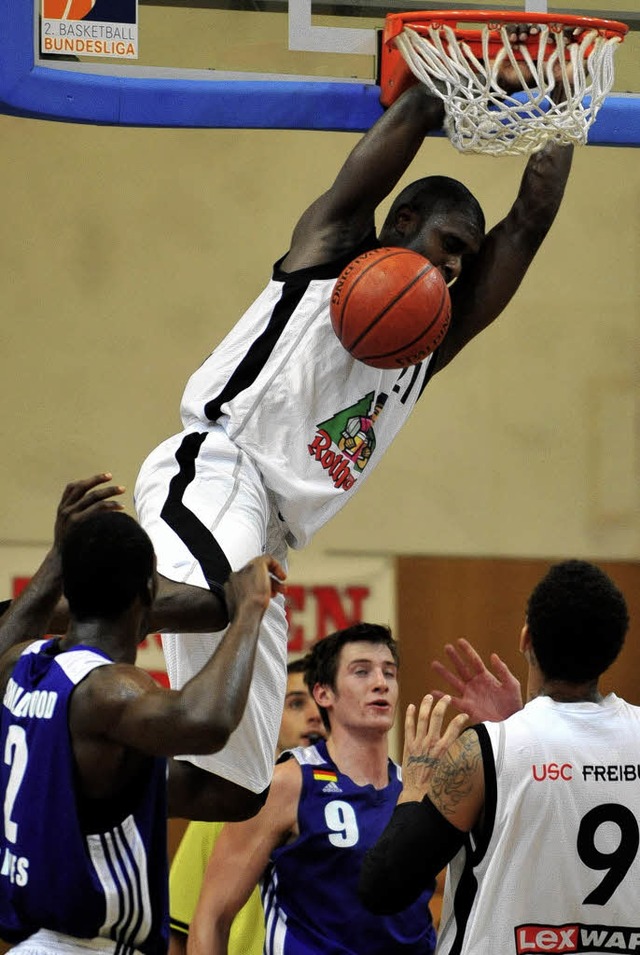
[330,247,451,370]
[43,0,96,19]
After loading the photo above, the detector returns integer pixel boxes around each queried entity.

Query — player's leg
[135,425,289,800]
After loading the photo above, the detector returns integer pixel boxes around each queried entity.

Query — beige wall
[0,114,638,564]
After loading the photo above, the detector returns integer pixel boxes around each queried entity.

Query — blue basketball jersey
[0,639,169,955]
[262,739,436,954]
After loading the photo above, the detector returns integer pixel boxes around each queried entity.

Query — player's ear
[313,682,333,709]
[393,205,419,237]
[519,622,531,655]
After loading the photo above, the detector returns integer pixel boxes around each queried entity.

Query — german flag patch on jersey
[313,768,338,783]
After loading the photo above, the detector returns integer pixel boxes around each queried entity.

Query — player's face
[277,671,325,754]
[408,210,483,285]
[327,641,399,735]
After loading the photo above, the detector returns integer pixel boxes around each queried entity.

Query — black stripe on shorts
[160,431,232,598]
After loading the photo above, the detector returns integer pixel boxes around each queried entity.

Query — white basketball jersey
[437,694,640,955]
[179,247,436,549]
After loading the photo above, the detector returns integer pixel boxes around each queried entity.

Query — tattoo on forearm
[429,732,481,818]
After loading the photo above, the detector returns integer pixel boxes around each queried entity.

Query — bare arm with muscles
[68,555,286,819]
[438,140,573,370]
[283,84,446,272]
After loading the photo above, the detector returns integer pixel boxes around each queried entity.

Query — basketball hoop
[380,10,628,156]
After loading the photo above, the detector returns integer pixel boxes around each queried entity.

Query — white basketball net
[395,23,622,155]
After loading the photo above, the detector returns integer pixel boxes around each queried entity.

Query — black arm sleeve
[358,797,467,915]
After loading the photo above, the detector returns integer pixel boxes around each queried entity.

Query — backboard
[1,0,638,140]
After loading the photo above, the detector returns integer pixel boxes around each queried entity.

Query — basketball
[330,247,451,370]
[43,0,96,19]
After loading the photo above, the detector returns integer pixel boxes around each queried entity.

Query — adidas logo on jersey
[322,781,343,793]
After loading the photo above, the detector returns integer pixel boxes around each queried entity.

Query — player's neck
[325,727,390,789]
[61,617,138,664]
[528,666,603,704]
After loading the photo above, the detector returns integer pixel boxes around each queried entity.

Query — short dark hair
[382,175,485,236]
[304,623,399,731]
[62,512,155,622]
[526,560,629,683]
[287,655,311,676]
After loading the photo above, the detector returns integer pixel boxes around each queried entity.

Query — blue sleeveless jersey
[262,739,436,954]
[0,640,169,955]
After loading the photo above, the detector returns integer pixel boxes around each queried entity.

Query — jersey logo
[308,392,388,490]
[515,923,640,953]
[322,781,343,794]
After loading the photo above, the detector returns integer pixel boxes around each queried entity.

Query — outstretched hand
[431,638,523,723]
[53,473,126,549]
[399,694,468,805]
[224,555,287,622]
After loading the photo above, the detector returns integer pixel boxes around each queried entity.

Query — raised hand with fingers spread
[399,694,469,805]
[431,637,523,723]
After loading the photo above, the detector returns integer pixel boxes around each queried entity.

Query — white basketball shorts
[134,424,289,793]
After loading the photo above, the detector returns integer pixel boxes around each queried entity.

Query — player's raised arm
[0,474,125,662]
[282,85,445,271]
[437,139,573,370]
[71,555,286,761]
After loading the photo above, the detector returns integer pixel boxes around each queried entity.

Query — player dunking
[134,55,575,812]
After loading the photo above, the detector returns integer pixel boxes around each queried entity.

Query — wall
[0,116,638,562]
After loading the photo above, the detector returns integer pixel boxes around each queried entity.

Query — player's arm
[44,573,232,638]
[282,84,445,271]
[71,556,285,758]
[150,575,230,634]
[0,474,125,657]
[436,139,573,370]
[359,695,483,914]
[188,760,301,955]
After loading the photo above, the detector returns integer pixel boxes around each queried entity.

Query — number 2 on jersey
[3,725,28,844]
